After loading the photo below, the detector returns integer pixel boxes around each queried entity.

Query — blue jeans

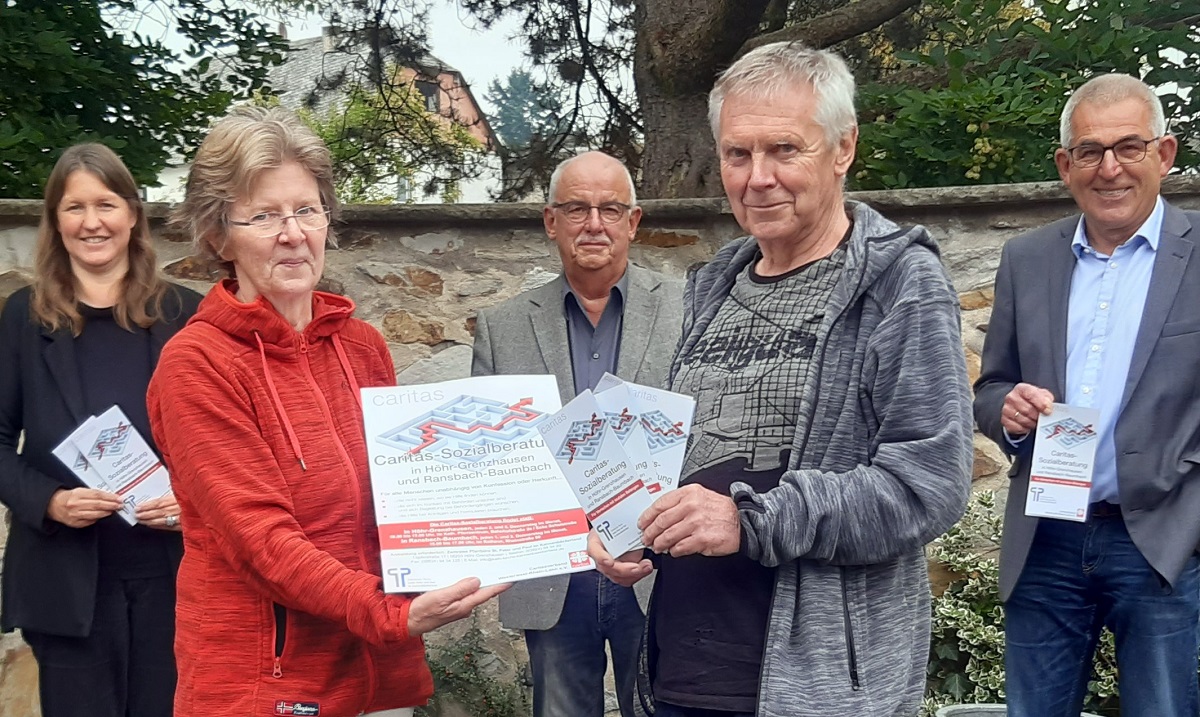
[654,703,754,717]
[525,570,644,717]
[1005,515,1200,717]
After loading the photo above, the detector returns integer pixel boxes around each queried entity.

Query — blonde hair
[32,143,165,335]
[173,105,340,277]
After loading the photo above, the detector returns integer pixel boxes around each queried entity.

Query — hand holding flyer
[52,405,172,526]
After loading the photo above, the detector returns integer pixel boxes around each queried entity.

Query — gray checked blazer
[471,263,684,630]
[975,200,1200,601]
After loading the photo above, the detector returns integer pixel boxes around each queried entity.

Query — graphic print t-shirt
[653,244,845,711]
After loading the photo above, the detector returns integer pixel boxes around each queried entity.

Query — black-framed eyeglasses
[1065,136,1162,168]
[227,206,331,237]
[551,201,632,225]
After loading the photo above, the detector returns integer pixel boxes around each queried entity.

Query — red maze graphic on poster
[644,420,684,438]
[408,397,540,454]
[565,413,605,464]
[612,408,635,431]
[378,509,588,549]
[92,422,131,459]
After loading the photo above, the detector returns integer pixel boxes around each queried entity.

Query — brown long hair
[32,144,166,335]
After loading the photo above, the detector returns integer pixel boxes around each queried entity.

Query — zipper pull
[273,657,283,678]
[298,336,308,354]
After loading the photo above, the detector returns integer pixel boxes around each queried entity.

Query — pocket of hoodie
[271,602,289,679]
[840,568,862,691]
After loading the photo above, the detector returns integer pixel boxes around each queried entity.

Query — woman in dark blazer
[0,144,201,717]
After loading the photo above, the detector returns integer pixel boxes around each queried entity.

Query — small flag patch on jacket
[275,701,319,716]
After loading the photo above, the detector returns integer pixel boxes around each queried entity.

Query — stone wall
[0,176,1198,714]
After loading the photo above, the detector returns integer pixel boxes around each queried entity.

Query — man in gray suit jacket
[472,151,683,717]
[975,74,1200,717]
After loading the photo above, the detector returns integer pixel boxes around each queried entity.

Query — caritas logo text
[570,551,592,568]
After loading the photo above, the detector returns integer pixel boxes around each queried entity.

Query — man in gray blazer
[472,151,683,717]
[975,74,1200,717]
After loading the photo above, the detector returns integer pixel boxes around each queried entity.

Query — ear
[123,202,140,232]
[833,126,858,176]
[627,205,643,236]
[1157,134,1178,177]
[1054,148,1072,185]
[543,205,557,241]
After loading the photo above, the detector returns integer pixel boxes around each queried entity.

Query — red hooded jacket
[148,280,433,717]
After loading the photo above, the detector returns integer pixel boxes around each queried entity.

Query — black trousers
[23,575,177,717]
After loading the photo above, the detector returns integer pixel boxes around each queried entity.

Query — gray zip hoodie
[642,200,973,716]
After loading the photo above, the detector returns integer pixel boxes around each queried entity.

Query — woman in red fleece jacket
[146,106,506,717]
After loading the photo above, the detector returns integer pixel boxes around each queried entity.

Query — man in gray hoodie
[590,42,974,717]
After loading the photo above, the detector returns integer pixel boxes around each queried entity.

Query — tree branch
[763,0,788,33]
[738,0,921,55]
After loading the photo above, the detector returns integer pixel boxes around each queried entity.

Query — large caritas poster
[362,375,593,592]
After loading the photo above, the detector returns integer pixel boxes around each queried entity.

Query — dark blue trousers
[23,575,177,717]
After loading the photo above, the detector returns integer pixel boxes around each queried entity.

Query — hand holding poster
[362,375,593,592]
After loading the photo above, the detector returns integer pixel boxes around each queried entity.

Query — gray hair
[546,151,638,207]
[1060,73,1166,148]
[708,42,857,147]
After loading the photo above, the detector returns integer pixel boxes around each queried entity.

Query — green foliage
[922,491,1120,715]
[417,618,530,717]
[485,68,573,199]
[297,70,485,204]
[0,0,286,198]
[486,69,565,149]
[856,75,1062,189]
[254,0,1199,195]
[854,0,1200,190]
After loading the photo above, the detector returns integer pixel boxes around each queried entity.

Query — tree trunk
[633,0,926,198]
[638,89,722,198]
[634,0,769,198]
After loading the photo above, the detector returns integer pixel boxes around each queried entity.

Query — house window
[415,80,439,113]
[396,174,414,202]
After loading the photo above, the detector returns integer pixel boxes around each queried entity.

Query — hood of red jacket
[189,279,357,359]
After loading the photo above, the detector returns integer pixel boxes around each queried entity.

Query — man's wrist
[1003,426,1029,448]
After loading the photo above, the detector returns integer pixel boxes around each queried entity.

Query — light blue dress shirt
[1065,196,1164,503]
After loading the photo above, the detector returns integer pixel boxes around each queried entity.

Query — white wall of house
[144,162,189,204]
[147,154,502,205]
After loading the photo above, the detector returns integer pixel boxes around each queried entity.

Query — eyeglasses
[551,201,632,225]
[227,206,331,237]
[1065,136,1162,168]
